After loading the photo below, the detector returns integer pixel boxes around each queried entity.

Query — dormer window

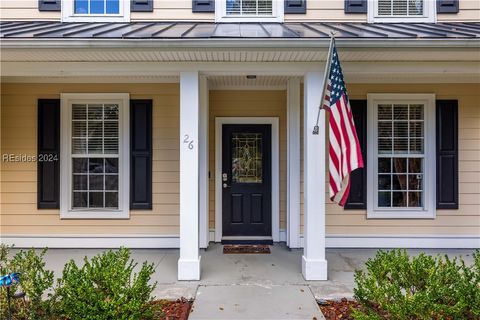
[368,0,435,22]
[216,0,284,22]
[62,0,130,22]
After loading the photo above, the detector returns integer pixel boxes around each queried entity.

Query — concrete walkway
[13,244,475,319]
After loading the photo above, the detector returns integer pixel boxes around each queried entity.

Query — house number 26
[183,134,194,150]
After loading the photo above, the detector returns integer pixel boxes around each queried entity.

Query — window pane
[73,121,87,137]
[394,138,408,153]
[232,132,263,183]
[378,158,391,173]
[73,175,88,190]
[73,158,88,173]
[105,192,118,208]
[393,105,408,120]
[104,121,118,137]
[392,158,407,173]
[408,0,423,15]
[105,158,119,173]
[408,174,423,190]
[105,176,118,191]
[104,104,119,119]
[242,0,257,15]
[393,0,408,15]
[392,174,407,190]
[408,158,422,173]
[378,105,392,120]
[378,138,392,154]
[106,0,119,14]
[88,138,103,153]
[88,104,103,119]
[378,192,391,207]
[72,104,87,119]
[90,0,104,14]
[72,138,87,154]
[378,175,392,190]
[226,0,241,15]
[378,122,392,137]
[393,121,408,138]
[392,192,407,207]
[89,175,104,191]
[410,138,424,154]
[89,192,104,207]
[410,105,423,120]
[74,0,88,14]
[89,158,104,173]
[73,192,88,208]
[408,192,423,207]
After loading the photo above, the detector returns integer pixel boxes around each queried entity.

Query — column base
[178,256,201,281]
[302,255,328,280]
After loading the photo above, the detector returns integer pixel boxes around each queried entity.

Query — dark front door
[222,124,272,238]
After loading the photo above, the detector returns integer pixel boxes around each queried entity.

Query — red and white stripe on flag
[322,53,364,206]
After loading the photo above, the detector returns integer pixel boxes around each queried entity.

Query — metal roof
[1,21,479,39]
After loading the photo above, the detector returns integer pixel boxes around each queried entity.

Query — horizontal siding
[0,83,181,235]
[300,83,480,236]
[208,90,287,230]
[1,0,478,22]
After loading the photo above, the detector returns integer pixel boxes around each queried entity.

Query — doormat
[223,245,271,254]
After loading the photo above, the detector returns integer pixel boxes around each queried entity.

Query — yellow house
[1,0,479,281]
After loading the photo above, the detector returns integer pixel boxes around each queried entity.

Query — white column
[302,72,328,280]
[287,78,301,248]
[199,76,210,249]
[178,71,201,280]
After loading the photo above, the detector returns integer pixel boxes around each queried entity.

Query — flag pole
[312,33,336,135]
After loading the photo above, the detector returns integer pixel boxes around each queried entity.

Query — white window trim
[367,93,436,219]
[60,93,130,219]
[367,0,436,23]
[215,0,284,23]
[62,0,130,22]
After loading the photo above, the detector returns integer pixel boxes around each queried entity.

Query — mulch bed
[318,298,361,320]
[223,245,271,254]
[150,298,192,320]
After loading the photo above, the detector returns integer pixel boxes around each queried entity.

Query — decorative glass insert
[226,0,273,16]
[71,103,119,209]
[376,103,425,208]
[74,0,120,14]
[377,0,424,16]
[231,133,263,183]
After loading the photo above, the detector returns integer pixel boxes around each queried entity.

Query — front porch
[12,245,476,301]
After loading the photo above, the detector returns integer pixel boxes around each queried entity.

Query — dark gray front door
[222,124,272,238]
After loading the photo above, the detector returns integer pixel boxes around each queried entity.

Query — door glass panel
[231,133,262,183]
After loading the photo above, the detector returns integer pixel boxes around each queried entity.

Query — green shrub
[0,244,55,320]
[353,249,480,320]
[55,247,156,320]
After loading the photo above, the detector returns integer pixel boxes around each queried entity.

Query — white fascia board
[0,38,479,49]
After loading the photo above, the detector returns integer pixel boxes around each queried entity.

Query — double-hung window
[216,0,284,22]
[62,0,130,22]
[368,0,436,23]
[60,93,130,219]
[367,94,435,219]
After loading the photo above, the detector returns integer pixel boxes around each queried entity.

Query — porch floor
[17,243,476,301]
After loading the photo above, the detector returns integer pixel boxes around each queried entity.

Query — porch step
[189,285,325,320]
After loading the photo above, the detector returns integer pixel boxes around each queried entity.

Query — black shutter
[37,99,60,209]
[130,100,153,210]
[345,0,367,13]
[345,100,367,209]
[192,0,215,12]
[131,0,153,12]
[38,0,61,11]
[437,0,459,13]
[285,0,307,14]
[436,100,458,209]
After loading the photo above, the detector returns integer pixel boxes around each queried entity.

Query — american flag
[322,40,364,206]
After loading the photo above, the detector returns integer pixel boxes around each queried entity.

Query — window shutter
[285,0,306,14]
[38,0,61,11]
[192,0,215,12]
[345,0,367,13]
[437,0,459,13]
[38,99,60,209]
[436,100,458,209]
[131,0,153,12]
[345,100,367,209]
[130,100,153,209]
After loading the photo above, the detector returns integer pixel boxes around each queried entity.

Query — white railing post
[178,71,201,280]
[302,72,328,280]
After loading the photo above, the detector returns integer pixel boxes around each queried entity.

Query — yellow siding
[0,0,477,22]
[208,90,287,230]
[300,83,480,236]
[0,83,181,235]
